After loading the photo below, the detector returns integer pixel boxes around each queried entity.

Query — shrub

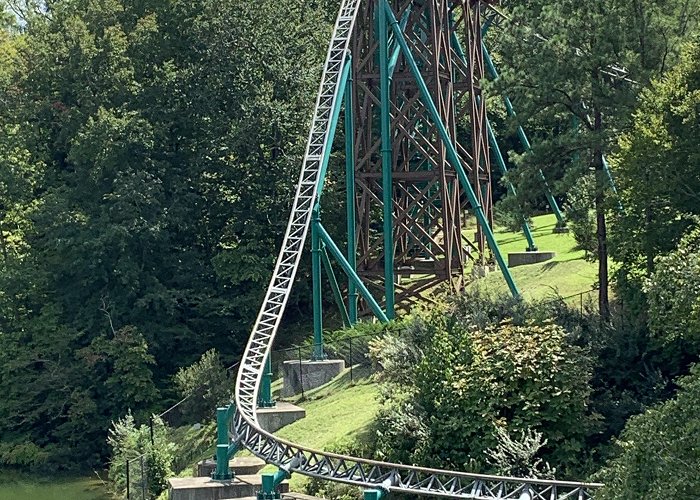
[595,364,700,499]
[369,302,597,476]
[107,413,175,500]
[174,349,231,424]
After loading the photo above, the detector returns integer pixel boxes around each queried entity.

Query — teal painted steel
[311,208,326,360]
[364,490,386,500]
[317,222,389,322]
[257,356,275,407]
[345,64,358,324]
[318,61,353,199]
[259,470,287,499]
[384,1,520,298]
[212,406,233,480]
[321,245,351,327]
[449,27,537,251]
[378,0,396,318]
[388,6,412,79]
[481,43,566,227]
[486,119,537,251]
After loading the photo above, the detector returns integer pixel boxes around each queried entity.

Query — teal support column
[384,1,520,298]
[486,119,537,251]
[311,207,326,360]
[364,490,387,500]
[321,246,351,327]
[344,69,358,325]
[481,43,566,228]
[602,155,624,211]
[449,25,537,251]
[257,355,275,408]
[258,469,289,500]
[212,406,233,480]
[378,0,396,318]
[317,223,390,322]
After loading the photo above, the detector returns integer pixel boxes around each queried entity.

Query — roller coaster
[226,0,604,498]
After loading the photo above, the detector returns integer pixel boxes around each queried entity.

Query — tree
[369,298,596,476]
[595,364,700,499]
[491,0,700,319]
[0,0,330,466]
[610,41,700,311]
[644,223,700,359]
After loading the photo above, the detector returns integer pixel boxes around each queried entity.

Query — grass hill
[472,213,598,301]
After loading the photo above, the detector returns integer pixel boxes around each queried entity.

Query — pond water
[0,471,108,500]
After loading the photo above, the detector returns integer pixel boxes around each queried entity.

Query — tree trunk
[593,109,610,321]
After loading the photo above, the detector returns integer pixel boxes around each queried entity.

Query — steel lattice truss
[233,0,603,498]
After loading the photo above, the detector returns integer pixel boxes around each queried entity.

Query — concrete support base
[281,359,345,397]
[257,402,306,433]
[168,475,289,500]
[236,495,325,500]
[195,456,266,478]
[508,251,556,268]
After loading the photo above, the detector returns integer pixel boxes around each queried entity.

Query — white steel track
[233,0,602,498]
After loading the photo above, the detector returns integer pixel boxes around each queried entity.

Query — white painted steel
[233,0,602,498]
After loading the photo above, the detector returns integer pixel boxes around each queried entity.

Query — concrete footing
[195,456,266,478]
[235,495,324,500]
[281,359,345,397]
[508,251,556,268]
[168,475,289,500]
[257,402,306,433]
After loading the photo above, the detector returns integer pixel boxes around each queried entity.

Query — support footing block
[508,251,556,268]
[281,359,345,397]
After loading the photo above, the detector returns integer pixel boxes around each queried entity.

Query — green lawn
[268,368,379,491]
[472,214,598,301]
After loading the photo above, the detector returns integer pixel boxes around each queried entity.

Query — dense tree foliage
[610,41,700,313]
[490,0,700,318]
[368,294,597,477]
[595,364,700,499]
[0,0,329,468]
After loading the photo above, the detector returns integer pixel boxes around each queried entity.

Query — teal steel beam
[602,155,623,211]
[384,1,520,298]
[321,245,351,328]
[448,26,537,251]
[317,222,389,322]
[486,119,537,251]
[388,6,412,79]
[259,469,289,500]
[345,66,358,324]
[364,490,387,500]
[311,208,326,360]
[481,43,566,227]
[317,58,353,199]
[212,406,233,480]
[257,355,275,408]
[378,0,396,318]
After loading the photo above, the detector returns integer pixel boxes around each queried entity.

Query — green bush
[107,413,175,500]
[563,173,597,258]
[595,364,700,499]
[174,349,232,423]
[369,300,597,476]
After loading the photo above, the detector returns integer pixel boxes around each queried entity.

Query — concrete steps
[228,495,323,500]
[196,456,266,478]
[169,475,289,500]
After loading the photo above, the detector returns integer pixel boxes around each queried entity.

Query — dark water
[0,471,108,500]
